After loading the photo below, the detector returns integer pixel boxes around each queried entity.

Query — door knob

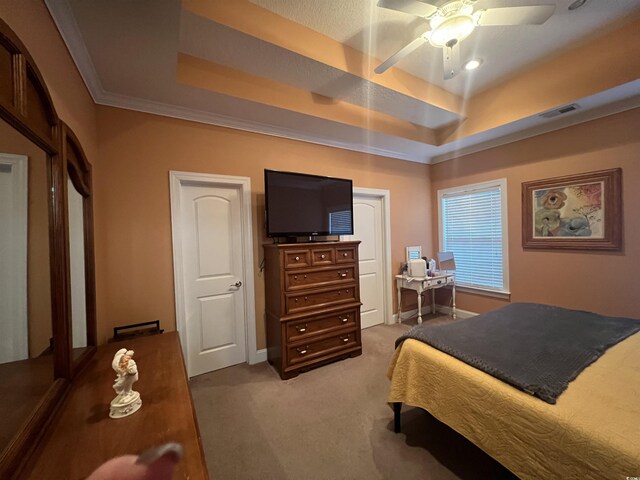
[230,281,242,288]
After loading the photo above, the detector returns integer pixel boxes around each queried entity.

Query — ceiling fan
[375,0,556,79]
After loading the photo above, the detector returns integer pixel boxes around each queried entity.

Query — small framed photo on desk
[406,246,422,262]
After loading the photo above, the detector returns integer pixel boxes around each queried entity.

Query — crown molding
[44,0,640,168]
[46,0,425,163]
[96,90,424,163]
[431,88,640,164]
[45,0,104,102]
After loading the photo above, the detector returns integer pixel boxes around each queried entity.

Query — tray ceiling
[47,0,640,163]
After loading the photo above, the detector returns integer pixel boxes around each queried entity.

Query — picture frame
[522,168,622,250]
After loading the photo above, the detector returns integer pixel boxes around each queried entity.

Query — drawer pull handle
[340,317,348,323]
[294,276,297,280]
[295,298,299,302]
[304,296,308,301]
[339,272,347,278]
[340,336,349,343]
[321,254,326,259]
[296,325,307,333]
[297,346,309,355]
[343,253,348,257]
[295,256,300,261]
[304,275,307,278]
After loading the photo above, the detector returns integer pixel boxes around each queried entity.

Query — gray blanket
[396,303,640,404]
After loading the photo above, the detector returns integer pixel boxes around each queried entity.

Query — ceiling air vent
[540,103,581,119]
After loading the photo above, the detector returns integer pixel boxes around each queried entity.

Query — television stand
[279,236,339,243]
[264,241,362,379]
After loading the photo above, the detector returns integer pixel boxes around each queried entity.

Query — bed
[387,304,640,479]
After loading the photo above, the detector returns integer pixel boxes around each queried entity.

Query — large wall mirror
[63,124,97,371]
[0,18,96,477]
[0,118,54,452]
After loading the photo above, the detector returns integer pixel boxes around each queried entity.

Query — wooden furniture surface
[0,356,52,450]
[24,332,208,479]
[265,241,362,379]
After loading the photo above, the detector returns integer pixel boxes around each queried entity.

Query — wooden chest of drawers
[264,241,362,379]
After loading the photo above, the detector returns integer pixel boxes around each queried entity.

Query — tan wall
[94,106,433,346]
[431,107,640,318]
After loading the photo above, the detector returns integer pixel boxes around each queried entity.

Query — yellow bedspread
[388,334,640,479]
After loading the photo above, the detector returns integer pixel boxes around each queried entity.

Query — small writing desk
[395,273,456,323]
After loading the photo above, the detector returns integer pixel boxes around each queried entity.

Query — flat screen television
[264,169,354,237]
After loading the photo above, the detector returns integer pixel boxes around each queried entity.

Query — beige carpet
[190,316,518,480]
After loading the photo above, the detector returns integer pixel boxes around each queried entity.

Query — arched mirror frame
[0,18,97,477]
[62,122,98,374]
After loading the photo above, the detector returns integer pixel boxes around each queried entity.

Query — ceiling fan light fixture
[429,15,476,48]
[568,0,587,11]
[464,59,482,70]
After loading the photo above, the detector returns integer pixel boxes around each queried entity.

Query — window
[328,209,351,235]
[438,179,509,295]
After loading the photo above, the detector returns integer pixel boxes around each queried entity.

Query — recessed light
[568,0,587,11]
[464,59,482,71]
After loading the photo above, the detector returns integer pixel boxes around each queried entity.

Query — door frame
[349,187,394,325]
[169,171,260,372]
[0,153,28,361]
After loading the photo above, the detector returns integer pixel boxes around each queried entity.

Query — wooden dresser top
[25,332,208,479]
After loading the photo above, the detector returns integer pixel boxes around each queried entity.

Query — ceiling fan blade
[477,5,555,26]
[442,41,461,80]
[376,0,438,17]
[375,35,428,74]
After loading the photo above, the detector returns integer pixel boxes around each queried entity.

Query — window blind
[441,184,505,291]
[329,210,352,235]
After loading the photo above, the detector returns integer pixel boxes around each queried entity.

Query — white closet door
[344,195,385,328]
[0,154,28,363]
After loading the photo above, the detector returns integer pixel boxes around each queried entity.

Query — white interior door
[343,191,388,329]
[67,177,87,348]
[173,177,248,377]
[0,154,28,363]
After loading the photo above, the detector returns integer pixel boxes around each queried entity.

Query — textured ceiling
[47,0,640,164]
[179,11,461,129]
[251,0,640,95]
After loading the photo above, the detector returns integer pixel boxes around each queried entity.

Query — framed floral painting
[522,168,622,250]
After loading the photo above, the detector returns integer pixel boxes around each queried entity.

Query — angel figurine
[109,348,142,418]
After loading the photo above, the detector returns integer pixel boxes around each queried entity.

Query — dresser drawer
[283,249,311,269]
[427,276,452,288]
[336,245,357,263]
[286,308,358,343]
[287,331,358,366]
[285,285,357,314]
[311,247,335,266]
[285,266,356,291]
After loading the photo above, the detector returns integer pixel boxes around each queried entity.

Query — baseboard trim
[392,306,478,323]
[392,308,419,323]
[251,348,267,364]
[436,305,478,319]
